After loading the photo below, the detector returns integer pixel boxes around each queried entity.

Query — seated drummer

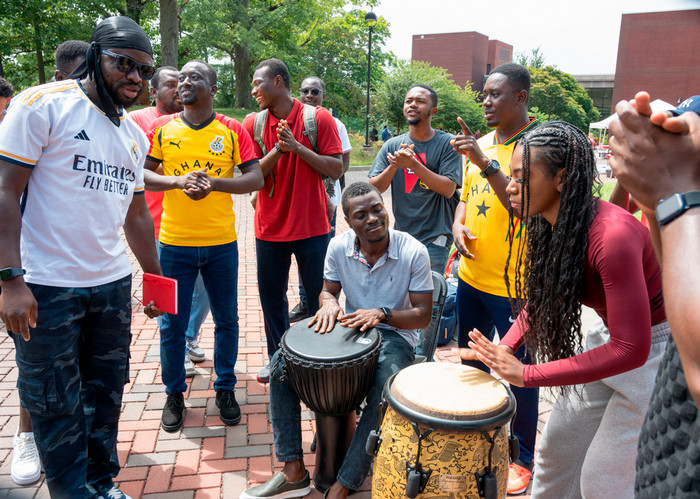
[241,182,433,499]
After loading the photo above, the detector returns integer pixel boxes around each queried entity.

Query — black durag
[72,16,153,126]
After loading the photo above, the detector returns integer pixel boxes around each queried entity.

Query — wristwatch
[655,191,700,226]
[380,307,392,323]
[480,159,500,178]
[0,267,26,281]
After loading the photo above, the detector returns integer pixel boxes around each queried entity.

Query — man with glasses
[287,76,352,323]
[0,17,163,498]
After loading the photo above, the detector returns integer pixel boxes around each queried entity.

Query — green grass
[598,180,616,201]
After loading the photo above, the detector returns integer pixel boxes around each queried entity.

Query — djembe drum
[279,321,382,492]
[367,363,517,499]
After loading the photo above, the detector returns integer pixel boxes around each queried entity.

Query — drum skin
[372,363,515,498]
[280,322,381,415]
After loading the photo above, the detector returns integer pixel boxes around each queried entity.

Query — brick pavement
[0,172,552,498]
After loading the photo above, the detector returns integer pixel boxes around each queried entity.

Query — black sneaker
[161,392,186,432]
[216,389,241,425]
[288,301,309,323]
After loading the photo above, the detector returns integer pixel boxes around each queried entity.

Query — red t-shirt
[242,99,342,241]
[500,200,665,387]
[129,106,166,238]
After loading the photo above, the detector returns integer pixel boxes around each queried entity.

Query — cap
[671,95,700,117]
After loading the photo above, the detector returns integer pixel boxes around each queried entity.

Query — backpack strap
[302,104,318,152]
[253,109,268,156]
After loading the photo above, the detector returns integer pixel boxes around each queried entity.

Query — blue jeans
[12,276,132,498]
[298,212,335,305]
[256,234,328,358]
[269,329,414,490]
[426,241,449,274]
[156,240,210,348]
[456,278,539,467]
[159,241,239,393]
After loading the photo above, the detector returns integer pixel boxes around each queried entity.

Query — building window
[486,63,491,75]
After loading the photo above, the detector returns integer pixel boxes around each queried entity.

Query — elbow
[253,173,265,191]
[442,183,457,198]
[329,160,343,181]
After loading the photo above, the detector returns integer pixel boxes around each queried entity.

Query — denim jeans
[426,241,449,274]
[159,241,239,393]
[156,240,209,349]
[256,234,328,358]
[456,278,539,466]
[12,276,132,498]
[269,329,414,490]
[298,213,335,305]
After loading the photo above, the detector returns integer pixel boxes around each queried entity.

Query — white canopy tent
[589,99,676,144]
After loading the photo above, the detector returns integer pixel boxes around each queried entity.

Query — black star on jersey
[476,201,491,217]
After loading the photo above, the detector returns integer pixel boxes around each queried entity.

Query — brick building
[412,32,512,92]
[612,9,700,107]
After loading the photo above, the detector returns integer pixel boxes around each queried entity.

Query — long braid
[505,121,601,373]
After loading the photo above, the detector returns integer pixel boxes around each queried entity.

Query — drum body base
[371,406,509,498]
[313,412,356,493]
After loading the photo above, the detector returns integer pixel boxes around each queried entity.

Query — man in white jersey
[0,16,162,499]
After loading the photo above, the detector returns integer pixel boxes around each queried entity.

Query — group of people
[0,13,698,499]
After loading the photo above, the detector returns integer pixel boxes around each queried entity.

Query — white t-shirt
[332,118,352,206]
[0,80,148,287]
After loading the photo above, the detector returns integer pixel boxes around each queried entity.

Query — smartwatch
[480,159,500,179]
[0,267,26,281]
[380,307,392,323]
[655,191,700,226]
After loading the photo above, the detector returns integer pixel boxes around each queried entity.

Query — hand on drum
[455,329,525,387]
[337,308,383,332]
[308,301,344,333]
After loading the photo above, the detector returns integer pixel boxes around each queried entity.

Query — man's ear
[517,90,528,106]
[149,86,157,99]
[430,106,438,117]
[210,85,218,97]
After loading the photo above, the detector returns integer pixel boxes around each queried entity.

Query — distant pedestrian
[370,124,378,142]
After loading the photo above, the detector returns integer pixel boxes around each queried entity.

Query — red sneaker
[507,462,532,495]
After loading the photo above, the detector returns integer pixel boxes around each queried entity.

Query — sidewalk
[0,182,554,498]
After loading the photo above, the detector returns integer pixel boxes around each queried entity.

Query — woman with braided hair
[460,121,669,498]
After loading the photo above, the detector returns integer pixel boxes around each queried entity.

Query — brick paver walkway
[0,169,552,498]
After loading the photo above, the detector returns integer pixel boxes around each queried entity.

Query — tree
[515,46,546,69]
[528,66,600,131]
[374,60,486,135]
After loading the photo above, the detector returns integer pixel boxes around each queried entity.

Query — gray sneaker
[240,471,310,499]
[257,364,270,384]
[185,357,196,378]
[186,338,205,362]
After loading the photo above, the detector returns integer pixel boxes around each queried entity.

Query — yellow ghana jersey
[458,118,537,296]
[147,112,258,246]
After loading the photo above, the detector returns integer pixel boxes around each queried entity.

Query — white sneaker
[186,338,205,362]
[185,357,196,378]
[11,429,41,485]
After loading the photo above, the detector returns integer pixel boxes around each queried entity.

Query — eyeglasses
[300,88,321,96]
[100,49,155,80]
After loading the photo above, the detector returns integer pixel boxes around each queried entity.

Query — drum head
[281,321,380,363]
[388,363,515,430]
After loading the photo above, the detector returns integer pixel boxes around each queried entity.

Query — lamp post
[363,11,377,152]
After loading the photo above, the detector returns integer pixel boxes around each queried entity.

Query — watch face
[656,193,684,225]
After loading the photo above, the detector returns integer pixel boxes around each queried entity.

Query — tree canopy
[374,60,486,136]
[528,65,600,132]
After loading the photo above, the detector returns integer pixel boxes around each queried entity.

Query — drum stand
[313,412,357,492]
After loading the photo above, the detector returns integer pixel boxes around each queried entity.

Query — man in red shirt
[243,58,343,382]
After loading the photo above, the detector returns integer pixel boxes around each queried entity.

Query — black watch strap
[275,142,286,154]
[655,190,700,226]
[480,159,500,178]
[380,307,392,323]
[0,267,26,281]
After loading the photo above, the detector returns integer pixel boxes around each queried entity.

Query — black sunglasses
[100,49,156,80]
[300,88,321,96]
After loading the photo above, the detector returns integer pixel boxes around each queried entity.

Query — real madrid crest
[130,141,140,162]
[209,136,225,156]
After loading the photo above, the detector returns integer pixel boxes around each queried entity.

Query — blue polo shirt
[324,228,433,348]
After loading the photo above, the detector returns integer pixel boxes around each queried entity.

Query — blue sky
[377,0,699,75]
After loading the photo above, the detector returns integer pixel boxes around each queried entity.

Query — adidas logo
[74,130,90,141]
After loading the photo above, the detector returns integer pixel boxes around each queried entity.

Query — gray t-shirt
[324,228,433,349]
[368,130,462,246]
